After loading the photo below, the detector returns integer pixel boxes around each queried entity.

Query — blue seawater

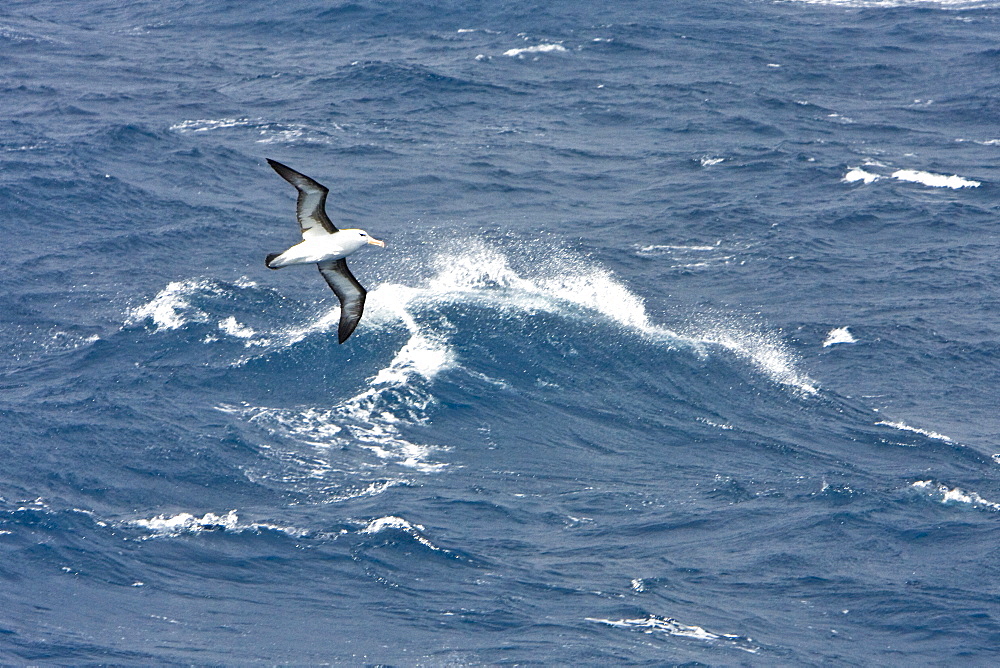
[3,0,1000,663]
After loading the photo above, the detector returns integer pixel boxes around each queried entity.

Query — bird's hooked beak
[367,237,386,248]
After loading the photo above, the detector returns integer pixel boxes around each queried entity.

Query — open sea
[3,0,1000,664]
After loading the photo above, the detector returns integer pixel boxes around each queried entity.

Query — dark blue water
[4,0,1000,663]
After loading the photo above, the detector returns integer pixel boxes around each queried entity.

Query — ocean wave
[123,238,821,511]
[843,166,980,189]
[876,420,952,442]
[214,295,455,475]
[126,278,227,331]
[957,138,1000,146]
[586,615,758,652]
[503,44,568,58]
[890,169,980,189]
[633,241,735,271]
[219,380,449,474]
[128,510,310,539]
[822,327,856,347]
[411,239,816,392]
[128,238,818,400]
[360,515,445,551]
[911,481,1000,511]
[843,168,881,184]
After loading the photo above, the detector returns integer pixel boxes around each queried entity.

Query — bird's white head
[342,229,386,250]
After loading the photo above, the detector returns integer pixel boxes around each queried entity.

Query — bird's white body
[266,229,379,268]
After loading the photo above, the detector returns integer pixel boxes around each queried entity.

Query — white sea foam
[911,481,1000,511]
[843,168,880,184]
[361,515,442,550]
[222,395,447,474]
[844,166,980,189]
[637,244,720,254]
[420,241,816,393]
[503,44,567,57]
[877,420,952,442]
[586,615,758,652]
[255,123,342,145]
[698,325,817,395]
[421,239,656,331]
[218,316,255,339]
[43,331,101,353]
[891,169,980,189]
[217,301,454,474]
[129,510,308,539]
[329,479,406,503]
[127,278,226,331]
[169,118,254,132]
[700,156,725,167]
[634,241,733,271]
[822,326,856,347]
[127,277,333,352]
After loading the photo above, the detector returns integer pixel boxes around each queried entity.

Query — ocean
[3,0,1000,663]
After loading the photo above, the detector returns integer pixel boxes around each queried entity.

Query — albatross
[264,159,385,343]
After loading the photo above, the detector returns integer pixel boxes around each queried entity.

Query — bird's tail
[265,253,283,269]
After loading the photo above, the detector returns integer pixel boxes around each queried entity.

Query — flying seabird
[264,158,385,343]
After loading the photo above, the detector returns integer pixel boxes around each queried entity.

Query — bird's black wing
[267,159,338,237]
[317,259,367,344]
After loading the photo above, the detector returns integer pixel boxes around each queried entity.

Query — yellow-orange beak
[367,238,386,248]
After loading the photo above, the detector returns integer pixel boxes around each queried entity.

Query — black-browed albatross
[264,159,385,344]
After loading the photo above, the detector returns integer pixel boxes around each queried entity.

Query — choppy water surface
[3,0,1000,663]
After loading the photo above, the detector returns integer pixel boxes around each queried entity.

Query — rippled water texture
[3,0,1000,663]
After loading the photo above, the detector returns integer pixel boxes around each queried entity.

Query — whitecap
[891,169,980,189]
[169,118,254,132]
[129,510,309,539]
[633,242,733,271]
[218,316,256,339]
[911,481,1000,511]
[685,315,818,395]
[402,239,815,394]
[503,44,567,57]
[637,244,720,254]
[43,331,101,353]
[876,420,952,442]
[132,509,239,535]
[127,278,227,331]
[822,326,856,347]
[843,168,880,184]
[361,515,443,550]
[586,615,758,652]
